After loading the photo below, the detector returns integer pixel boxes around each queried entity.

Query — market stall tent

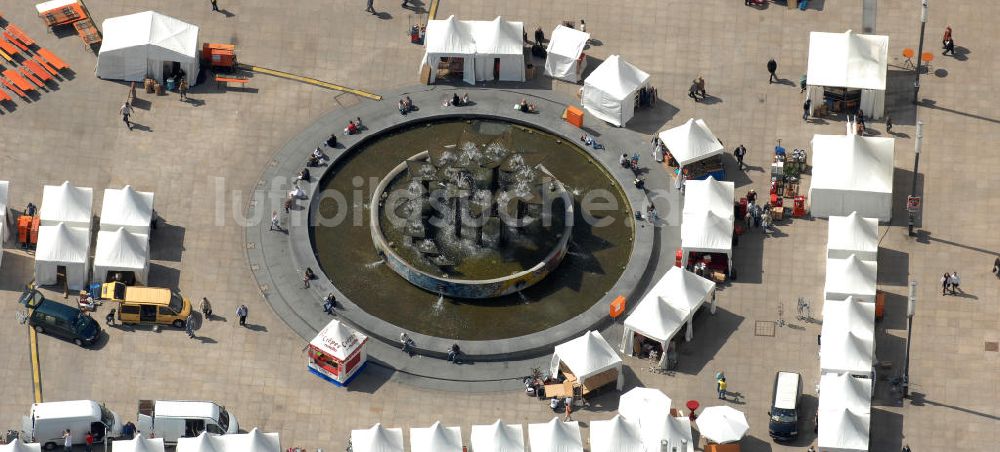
[824,255,877,302]
[39,181,93,228]
[681,210,733,270]
[100,185,155,234]
[695,406,749,444]
[817,373,871,452]
[809,134,895,221]
[93,227,150,285]
[34,223,90,291]
[527,418,583,452]
[621,267,716,367]
[470,17,525,82]
[470,419,524,452]
[684,177,734,219]
[175,432,221,452]
[806,30,889,119]
[582,55,650,127]
[213,428,279,452]
[589,415,644,452]
[96,11,201,85]
[0,441,42,452]
[658,119,725,168]
[618,387,692,451]
[0,180,8,266]
[349,423,404,452]
[112,437,165,452]
[550,330,624,392]
[410,422,462,452]
[820,297,875,376]
[827,212,879,260]
[544,25,590,82]
[307,319,369,386]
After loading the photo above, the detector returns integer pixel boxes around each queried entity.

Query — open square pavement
[0,0,997,450]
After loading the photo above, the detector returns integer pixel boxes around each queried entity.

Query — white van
[21,400,122,449]
[136,400,239,444]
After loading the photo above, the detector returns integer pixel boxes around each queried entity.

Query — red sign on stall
[907,196,921,212]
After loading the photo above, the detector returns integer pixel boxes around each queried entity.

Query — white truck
[136,400,239,444]
[21,400,122,450]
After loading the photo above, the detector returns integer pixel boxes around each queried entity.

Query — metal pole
[912,0,928,104]
[903,281,917,397]
[908,121,923,236]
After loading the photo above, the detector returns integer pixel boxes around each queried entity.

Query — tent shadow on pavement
[149,221,186,262]
[876,247,909,287]
[0,251,36,291]
[346,358,395,394]
[147,262,180,288]
[869,408,904,451]
[674,308,744,375]
[625,101,679,135]
[738,435,774,452]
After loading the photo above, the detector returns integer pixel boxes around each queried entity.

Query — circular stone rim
[245,86,655,362]
[369,149,576,299]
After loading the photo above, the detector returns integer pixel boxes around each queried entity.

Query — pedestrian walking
[120,102,134,130]
[942,26,952,48]
[803,99,811,121]
[563,397,573,421]
[63,429,72,452]
[237,304,248,326]
[270,210,281,231]
[185,315,195,338]
[950,272,962,294]
[365,0,376,14]
[105,309,116,326]
[886,115,893,134]
[767,58,778,83]
[178,78,189,101]
[993,257,1000,277]
[200,297,213,319]
[688,81,700,102]
[941,272,951,295]
[695,76,706,98]
[717,377,727,399]
[210,0,219,11]
[942,38,955,55]
[85,431,94,452]
[734,144,747,170]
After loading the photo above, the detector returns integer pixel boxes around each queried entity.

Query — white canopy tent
[658,119,725,168]
[695,406,749,444]
[96,11,200,84]
[681,210,733,270]
[621,267,716,367]
[40,181,93,228]
[93,228,150,284]
[349,423,404,452]
[550,330,624,391]
[470,17,525,82]
[589,415,644,452]
[806,30,889,119]
[100,185,154,234]
[684,177,734,219]
[818,373,872,452]
[809,134,895,221]
[527,418,582,452]
[582,55,650,127]
[175,432,221,452]
[0,180,8,265]
[212,428,280,452]
[410,422,462,452]
[824,255,877,302]
[112,437,165,452]
[820,297,876,376]
[618,387,691,451]
[544,25,589,82]
[34,223,90,291]
[827,212,879,260]
[0,441,41,452]
[470,419,524,452]
[422,15,476,84]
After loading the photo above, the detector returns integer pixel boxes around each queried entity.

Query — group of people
[516,98,537,113]
[444,92,471,107]
[307,146,328,168]
[744,189,774,232]
[687,75,707,101]
[940,271,962,295]
[579,134,604,149]
[397,96,415,114]
[344,117,364,135]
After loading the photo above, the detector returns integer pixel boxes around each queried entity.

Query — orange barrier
[609,295,626,318]
[564,105,584,128]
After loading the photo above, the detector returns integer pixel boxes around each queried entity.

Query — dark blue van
[20,289,101,347]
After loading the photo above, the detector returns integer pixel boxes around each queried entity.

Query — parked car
[19,288,101,347]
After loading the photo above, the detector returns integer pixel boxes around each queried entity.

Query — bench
[215,75,250,88]
[3,32,28,52]
[0,49,11,62]
[18,67,44,87]
[0,86,10,102]
[33,56,58,75]
[24,60,52,82]
[3,69,33,91]
[1,76,27,98]
[6,24,35,46]
[37,48,68,70]
[0,38,19,56]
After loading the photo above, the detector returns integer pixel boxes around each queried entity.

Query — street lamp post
[908,121,923,236]
[913,0,928,104]
[903,281,917,397]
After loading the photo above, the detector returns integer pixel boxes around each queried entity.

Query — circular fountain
[369,129,574,298]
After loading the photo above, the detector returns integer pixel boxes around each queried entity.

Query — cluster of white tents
[806,30,889,120]
[350,386,706,452]
[421,16,526,85]
[681,176,735,272]
[817,211,880,451]
[1,429,280,452]
[0,180,9,268]
[620,266,717,369]
[809,134,895,221]
[33,182,154,291]
[96,11,201,85]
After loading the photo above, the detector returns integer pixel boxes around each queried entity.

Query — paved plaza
[0,0,998,450]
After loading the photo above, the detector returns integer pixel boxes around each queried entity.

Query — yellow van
[101,282,192,328]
